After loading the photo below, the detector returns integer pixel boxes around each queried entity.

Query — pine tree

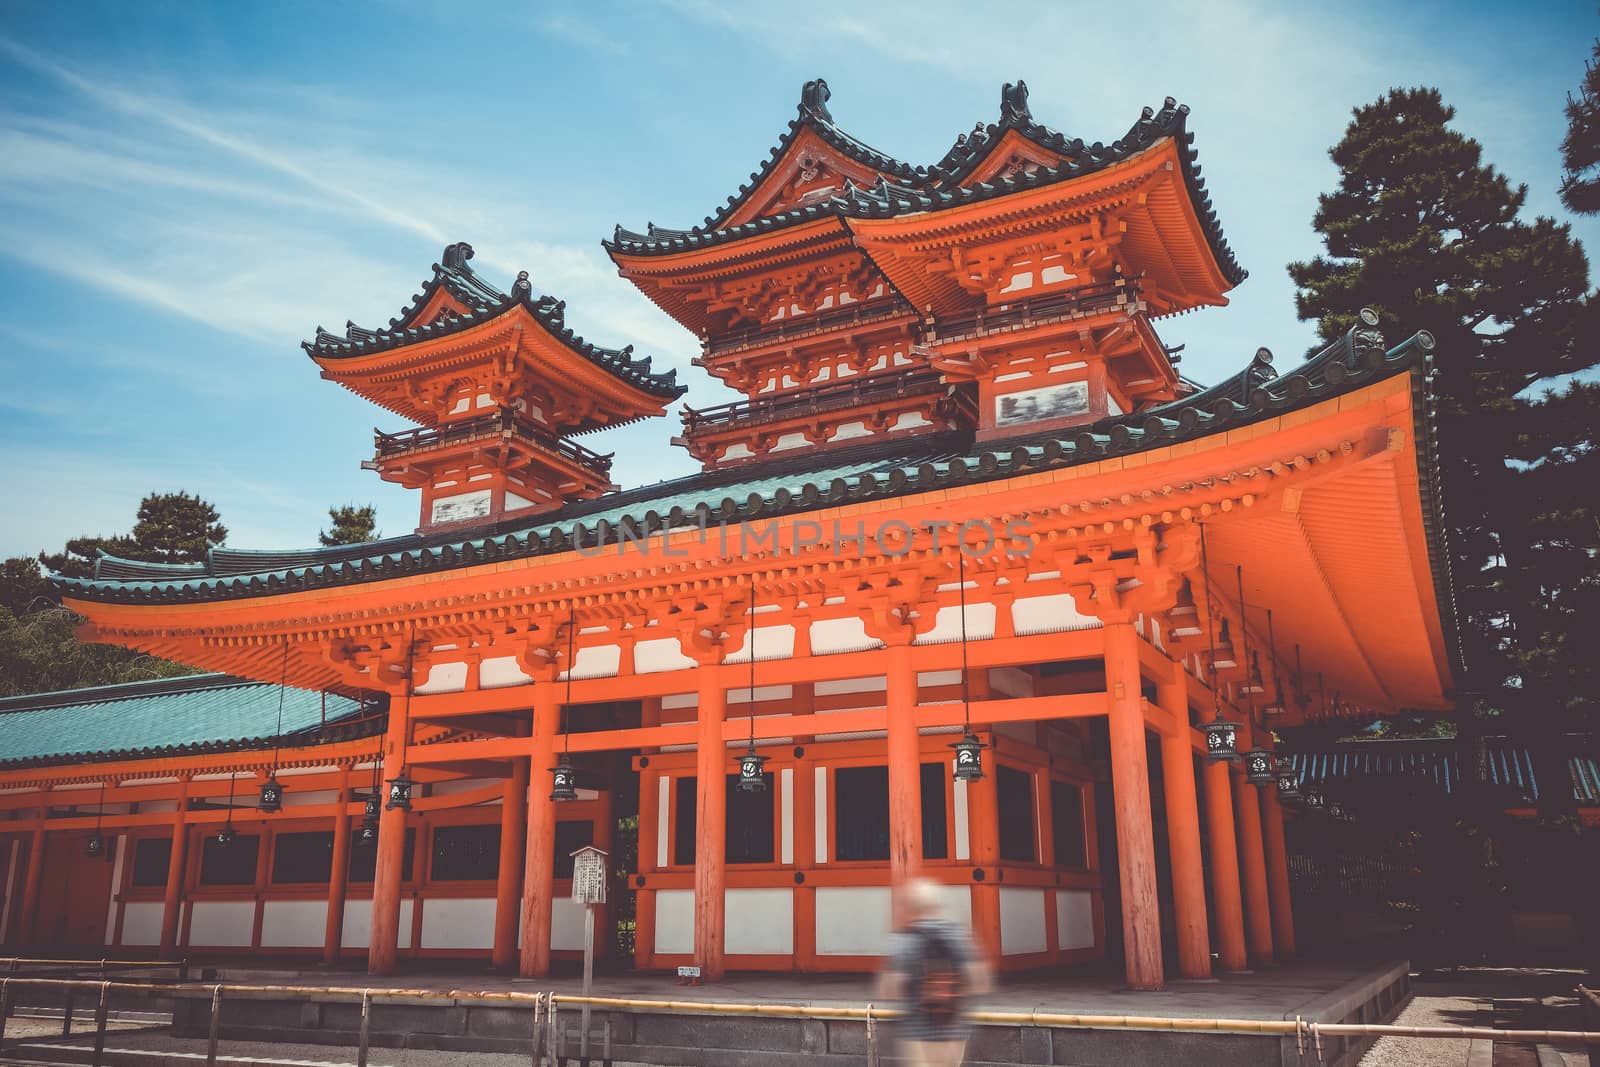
[130,491,227,564]
[1561,40,1600,215]
[319,504,379,546]
[1288,89,1597,820]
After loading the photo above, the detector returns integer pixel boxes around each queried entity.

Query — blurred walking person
[876,877,990,1066]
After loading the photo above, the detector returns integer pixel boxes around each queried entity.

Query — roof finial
[800,78,832,121]
[442,242,474,270]
[512,271,533,299]
[1001,80,1031,122]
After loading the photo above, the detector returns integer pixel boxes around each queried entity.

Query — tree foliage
[3,490,228,697]
[1288,88,1599,811]
[319,504,379,547]
[1561,40,1600,215]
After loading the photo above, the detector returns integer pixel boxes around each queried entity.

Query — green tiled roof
[0,674,372,770]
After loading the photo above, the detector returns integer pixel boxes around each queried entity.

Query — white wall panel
[341,898,412,949]
[420,897,495,949]
[120,901,164,947]
[635,638,697,674]
[104,836,126,944]
[260,900,326,948]
[415,661,468,694]
[551,898,590,952]
[1056,889,1096,950]
[1011,594,1103,634]
[188,901,256,948]
[479,656,533,689]
[810,618,877,655]
[815,886,892,956]
[653,889,693,955]
[725,888,793,955]
[998,887,1048,955]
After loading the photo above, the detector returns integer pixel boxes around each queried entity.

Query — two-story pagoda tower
[607,80,1242,468]
[306,243,686,532]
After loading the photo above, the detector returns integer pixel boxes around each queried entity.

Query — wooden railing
[373,410,613,476]
[926,278,1138,342]
[704,299,915,357]
[682,368,948,433]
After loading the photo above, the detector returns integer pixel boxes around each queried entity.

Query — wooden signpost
[570,845,608,1066]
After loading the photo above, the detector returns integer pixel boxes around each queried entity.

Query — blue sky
[1,0,1595,558]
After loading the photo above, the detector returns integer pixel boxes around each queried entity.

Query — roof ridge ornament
[512,270,534,300]
[1000,80,1031,122]
[442,242,474,270]
[799,78,832,121]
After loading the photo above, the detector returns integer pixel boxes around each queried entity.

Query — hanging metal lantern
[550,756,578,802]
[86,833,105,858]
[736,745,769,793]
[1302,788,1325,812]
[356,818,379,848]
[363,794,381,821]
[1328,800,1347,821]
[1276,769,1301,799]
[386,770,414,811]
[1202,716,1240,762]
[1244,749,1275,784]
[215,824,237,848]
[258,776,284,813]
[951,733,986,781]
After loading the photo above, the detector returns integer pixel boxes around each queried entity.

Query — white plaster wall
[814,766,828,863]
[653,889,694,955]
[726,888,794,955]
[724,625,797,663]
[780,768,794,865]
[260,900,326,948]
[120,901,164,947]
[551,897,589,952]
[815,675,886,696]
[953,776,971,861]
[563,644,621,679]
[635,638,697,674]
[416,661,469,695]
[815,886,892,956]
[934,884,973,932]
[341,899,413,950]
[104,836,126,944]
[1010,594,1103,634]
[810,617,877,654]
[998,887,1048,955]
[480,656,533,689]
[1056,889,1096,950]
[915,603,996,644]
[188,901,256,948]
[420,897,495,949]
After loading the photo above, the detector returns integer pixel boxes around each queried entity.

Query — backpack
[915,925,964,1023]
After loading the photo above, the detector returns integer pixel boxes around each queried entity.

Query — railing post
[205,985,222,1067]
[357,989,372,1067]
[62,986,74,1036]
[91,981,110,1067]
[0,977,11,1051]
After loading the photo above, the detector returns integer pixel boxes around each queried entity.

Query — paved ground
[1358,968,1593,1067]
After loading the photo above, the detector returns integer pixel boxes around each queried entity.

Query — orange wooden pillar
[159,779,190,957]
[519,684,559,978]
[965,672,1001,966]
[1156,667,1211,979]
[1260,786,1297,959]
[1102,621,1163,990]
[369,689,413,976]
[17,820,45,949]
[1233,775,1275,964]
[493,750,529,971]
[693,666,727,980]
[322,775,353,964]
[1202,759,1248,971]
[885,638,922,889]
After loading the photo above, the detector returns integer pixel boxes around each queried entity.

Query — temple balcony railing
[682,368,950,434]
[922,278,1141,345]
[372,409,614,477]
[701,298,917,360]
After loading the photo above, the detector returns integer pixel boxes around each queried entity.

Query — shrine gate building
[4,80,1456,992]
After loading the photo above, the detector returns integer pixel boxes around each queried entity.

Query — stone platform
[5,959,1412,1067]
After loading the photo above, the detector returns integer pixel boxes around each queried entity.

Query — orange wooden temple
[4,80,1456,992]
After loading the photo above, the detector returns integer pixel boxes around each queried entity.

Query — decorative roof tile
[60,317,1441,622]
[0,673,376,771]
[605,85,1246,288]
[303,243,686,401]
